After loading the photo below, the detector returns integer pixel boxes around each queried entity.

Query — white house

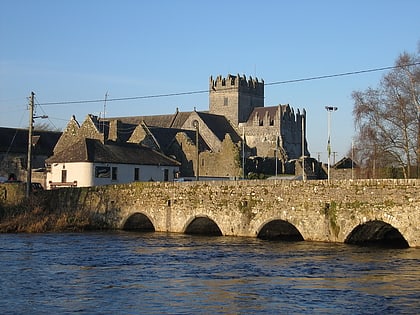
[46,138,180,189]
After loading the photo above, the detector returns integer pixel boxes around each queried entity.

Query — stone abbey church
[54,74,311,179]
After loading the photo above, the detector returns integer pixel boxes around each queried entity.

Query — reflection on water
[0,232,419,314]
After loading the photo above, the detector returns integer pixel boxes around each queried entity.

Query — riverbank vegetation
[0,192,109,233]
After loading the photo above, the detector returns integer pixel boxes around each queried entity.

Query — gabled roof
[246,104,299,125]
[46,138,180,166]
[333,157,358,169]
[147,126,210,151]
[0,127,61,155]
[247,106,278,123]
[196,112,242,143]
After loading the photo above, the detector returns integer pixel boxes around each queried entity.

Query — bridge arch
[257,219,304,241]
[122,212,155,232]
[345,220,409,248]
[184,215,223,236]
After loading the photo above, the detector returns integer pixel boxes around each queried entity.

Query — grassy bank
[0,187,111,233]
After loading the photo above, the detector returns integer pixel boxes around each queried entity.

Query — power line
[37,62,420,107]
[39,89,208,106]
[34,96,58,130]
[265,64,418,86]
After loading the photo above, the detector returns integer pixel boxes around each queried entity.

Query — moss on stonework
[238,199,258,220]
[324,201,340,238]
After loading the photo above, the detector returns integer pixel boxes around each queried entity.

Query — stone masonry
[23,179,420,247]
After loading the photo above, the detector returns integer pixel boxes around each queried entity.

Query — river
[0,232,419,314]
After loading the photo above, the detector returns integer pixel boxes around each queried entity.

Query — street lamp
[325,106,338,183]
[301,113,306,181]
[193,120,199,181]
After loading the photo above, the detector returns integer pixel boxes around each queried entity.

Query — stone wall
[241,105,307,159]
[53,115,104,154]
[200,134,242,177]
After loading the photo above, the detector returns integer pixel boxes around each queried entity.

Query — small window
[259,119,263,126]
[224,97,228,106]
[112,167,118,180]
[163,169,169,182]
[134,168,139,181]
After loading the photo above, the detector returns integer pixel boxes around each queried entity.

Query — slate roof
[333,157,358,169]
[46,138,180,166]
[103,110,193,129]
[196,112,242,143]
[0,127,61,155]
[147,126,210,151]
[101,110,235,149]
[247,106,279,123]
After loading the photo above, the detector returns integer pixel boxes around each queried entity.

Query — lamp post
[242,126,245,179]
[325,106,338,183]
[193,120,199,181]
[301,113,306,181]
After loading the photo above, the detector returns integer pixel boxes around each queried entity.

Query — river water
[0,232,419,314]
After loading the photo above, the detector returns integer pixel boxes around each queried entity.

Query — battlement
[209,74,264,94]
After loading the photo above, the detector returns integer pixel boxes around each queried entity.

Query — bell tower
[209,74,264,126]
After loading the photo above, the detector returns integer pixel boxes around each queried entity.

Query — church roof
[103,110,193,129]
[147,126,210,151]
[247,106,281,124]
[196,112,242,143]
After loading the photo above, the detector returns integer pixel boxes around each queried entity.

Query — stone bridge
[49,179,419,248]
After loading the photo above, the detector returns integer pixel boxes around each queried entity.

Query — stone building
[49,74,314,180]
[209,74,308,160]
[0,127,61,186]
[46,115,180,188]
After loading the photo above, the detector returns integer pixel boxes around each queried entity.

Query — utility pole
[26,92,47,197]
[26,92,35,197]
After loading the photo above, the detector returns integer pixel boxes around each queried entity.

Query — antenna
[102,92,108,133]
[104,92,108,119]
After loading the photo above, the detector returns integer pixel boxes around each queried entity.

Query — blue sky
[1,0,419,163]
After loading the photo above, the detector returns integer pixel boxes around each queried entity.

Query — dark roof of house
[0,127,61,155]
[46,138,180,166]
[196,112,242,143]
[333,157,358,169]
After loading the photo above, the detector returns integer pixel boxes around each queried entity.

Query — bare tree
[34,121,61,132]
[352,49,420,178]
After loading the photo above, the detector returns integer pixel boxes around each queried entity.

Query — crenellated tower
[209,74,264,126]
